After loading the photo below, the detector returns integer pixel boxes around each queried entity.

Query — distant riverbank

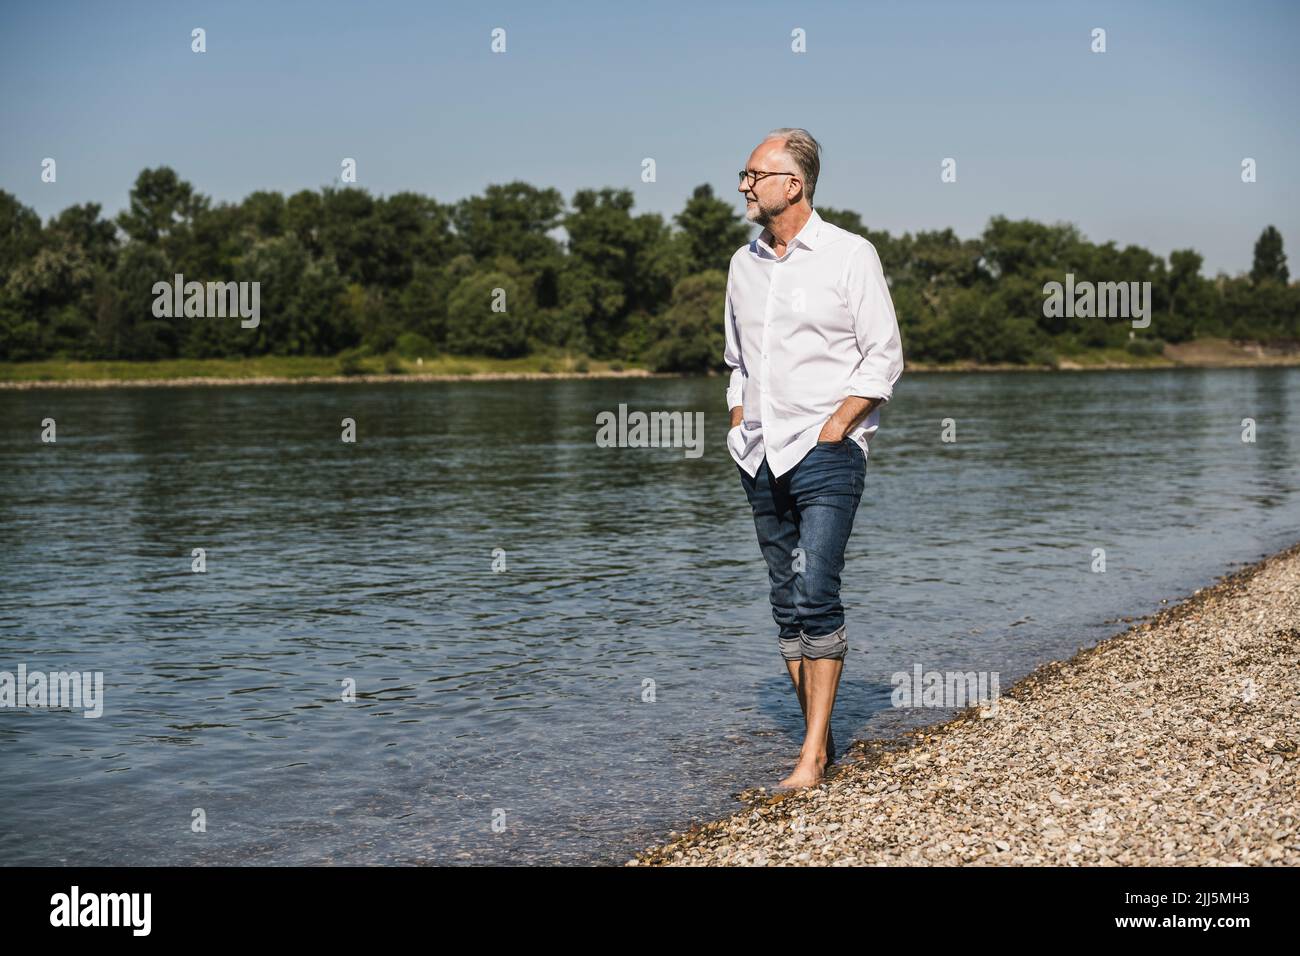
[1,338,1297,389]
[0,354,663,389]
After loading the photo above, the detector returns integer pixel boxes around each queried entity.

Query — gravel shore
[629,543,1300,866]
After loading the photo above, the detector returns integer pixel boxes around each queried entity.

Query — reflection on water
[0,368,1296,864]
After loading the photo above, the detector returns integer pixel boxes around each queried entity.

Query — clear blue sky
[2,0,1296,275]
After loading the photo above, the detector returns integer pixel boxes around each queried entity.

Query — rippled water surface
[1,368,1297,864]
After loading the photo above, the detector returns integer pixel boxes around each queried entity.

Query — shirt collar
[756,207,822,257]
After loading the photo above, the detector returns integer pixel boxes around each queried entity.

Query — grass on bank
[0,352,638,383]
[1,339,1295,384]
[1053,345,1175,367]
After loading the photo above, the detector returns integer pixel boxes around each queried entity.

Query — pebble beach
[629,543,1300,866]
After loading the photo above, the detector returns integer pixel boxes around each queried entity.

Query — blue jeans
[739,439,867,662]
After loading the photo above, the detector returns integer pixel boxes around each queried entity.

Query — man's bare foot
[773,749,829,791]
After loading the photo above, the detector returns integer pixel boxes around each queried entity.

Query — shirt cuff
[726,368,744,410]
[845,374,893,404]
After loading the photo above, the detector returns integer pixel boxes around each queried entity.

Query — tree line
[1,167,1295,369]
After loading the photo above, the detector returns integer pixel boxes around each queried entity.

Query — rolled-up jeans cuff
[801,623,848,660]
[778,633,804,662]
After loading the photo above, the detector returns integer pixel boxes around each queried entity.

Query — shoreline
[628,542,1300,866]
[0,368,669,390]
[3,349,1299,391]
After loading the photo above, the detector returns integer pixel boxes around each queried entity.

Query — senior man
[724,128,904,791]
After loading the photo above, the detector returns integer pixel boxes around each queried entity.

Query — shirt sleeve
[842,239,904,404]
[723,268,745,411]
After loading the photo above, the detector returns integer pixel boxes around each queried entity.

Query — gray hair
[765,127,821,205]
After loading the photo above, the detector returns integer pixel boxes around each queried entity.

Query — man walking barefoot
[724,128,904,791]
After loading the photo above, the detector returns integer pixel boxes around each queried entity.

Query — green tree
[1165,249,1212,342]
[1251,225,1288,284]
[980,216,1085,281]
[0,191,42,285]
[674,184,750,274]
[446,271,529,357]
[399,262,455,348]
[113,243,178,360]
[117,167,208,247]
[46,203,119,270]
[563,187,680,356]
[644,270,726,372]
[452,182,564,265]
[241,190,286,239]
[5,168,1294,367]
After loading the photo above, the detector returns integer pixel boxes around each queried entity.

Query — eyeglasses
[738,169,797,188]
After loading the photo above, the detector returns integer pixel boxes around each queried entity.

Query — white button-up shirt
[724,207,905,478]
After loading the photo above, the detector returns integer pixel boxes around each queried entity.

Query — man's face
[739,140,796,226]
